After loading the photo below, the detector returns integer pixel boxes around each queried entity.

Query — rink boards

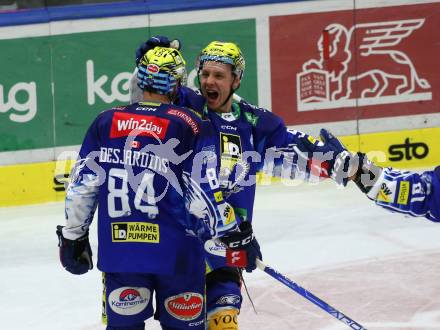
[1,126,439,207]
[1,0,439,206]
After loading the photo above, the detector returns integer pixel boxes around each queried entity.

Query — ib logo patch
[220,133,242,171]
[112,223,128,241]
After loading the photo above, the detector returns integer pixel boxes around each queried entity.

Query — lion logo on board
[297,19,431,111]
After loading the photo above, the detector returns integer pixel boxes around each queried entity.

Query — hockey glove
[319,128,357,186]
[56,225,93,275]
[135,35,181,65]
[351,152,383,194]
[320,129,383,191]
[221,222,262,273]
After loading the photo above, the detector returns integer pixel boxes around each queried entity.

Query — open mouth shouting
[206,89,220,103]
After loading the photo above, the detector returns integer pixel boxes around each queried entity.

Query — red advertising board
[270,2,440,125]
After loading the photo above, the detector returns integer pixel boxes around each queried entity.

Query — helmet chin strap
[219,85,237,111]
[219,73,240,111]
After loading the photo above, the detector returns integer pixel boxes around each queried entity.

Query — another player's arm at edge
[361,164,440,221]
[316,129,440,222]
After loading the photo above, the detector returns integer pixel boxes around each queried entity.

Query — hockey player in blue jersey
[56,46,262,330]
[196,41,345,330]
[131,37,351,329]
[319,129,440,221]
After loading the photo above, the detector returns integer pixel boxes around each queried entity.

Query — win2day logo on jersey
[110,112,169,139]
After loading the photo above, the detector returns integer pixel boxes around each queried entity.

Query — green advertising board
[0,19,257,153]
[0,37,54,151]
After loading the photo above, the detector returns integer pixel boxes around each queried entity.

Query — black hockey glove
[56,225,93,275]
[135,35,181,65]
[351,152,383,194]
[319,129,383,192]
[221,222,262,273]
[319,128,357,186]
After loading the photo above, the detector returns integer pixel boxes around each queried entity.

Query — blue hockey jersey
[63,101,238,275]
[128,86,341,272]
[366,166,440,221]
[199,99,335,272]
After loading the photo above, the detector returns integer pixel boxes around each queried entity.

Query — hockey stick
[256,259,367,330]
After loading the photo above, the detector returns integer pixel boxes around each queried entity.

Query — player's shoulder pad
[165,104,204,136]
[239,100,283,128]
[99,105,129,114]
[187,107,203,119]
[93,105,130,124]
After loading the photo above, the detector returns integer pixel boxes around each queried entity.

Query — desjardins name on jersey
[99,147,169,174]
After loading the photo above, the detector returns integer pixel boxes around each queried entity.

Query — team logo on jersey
[111,222,159,243]
[166,108,200,134]
[108,287,150,315]
[164,292,203,321]
[220,133,242,171]
[110,112,169,139]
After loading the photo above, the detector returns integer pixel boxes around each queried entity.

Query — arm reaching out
[319,129,440,221]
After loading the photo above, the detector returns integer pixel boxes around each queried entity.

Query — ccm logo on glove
[224,233,254,248]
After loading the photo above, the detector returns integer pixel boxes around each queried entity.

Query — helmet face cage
[197,41,245,82]
[137,46,187,96]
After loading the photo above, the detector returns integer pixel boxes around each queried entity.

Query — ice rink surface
[2,180,440,330]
